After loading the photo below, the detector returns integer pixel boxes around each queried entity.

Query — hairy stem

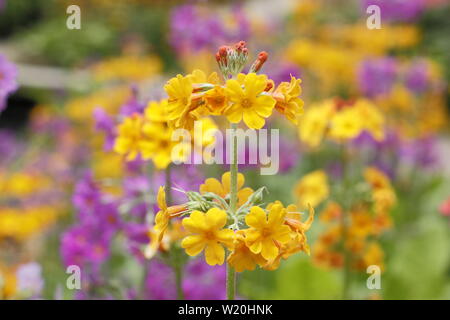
[227,123,238,300]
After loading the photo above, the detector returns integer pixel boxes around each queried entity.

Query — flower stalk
[227,122,238,300]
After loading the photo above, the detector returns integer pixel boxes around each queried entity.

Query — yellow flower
[294,170,329,208]
[227,232,267,272]
[140,122,186,169]
[298,101,334,147]
[329,107,363,141]
[273,76,304,124]
[144,99,170,123]
[164,74,202,129]
[153,186,169,242]
[204,86,228,115]
[263,202,314,270]
[181,208,235,266]
[224,73,276,129]
[364,167,396,213]
[114,114,144,161]
[362,242,385,271]
[199,172,253,207]
[354,99,385,141]
[244,205,291,260]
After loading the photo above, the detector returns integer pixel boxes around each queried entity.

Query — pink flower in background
[439,197,450,217]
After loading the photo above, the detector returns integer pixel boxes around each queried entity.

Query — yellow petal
[243,109,265,129]
[182,210,207,233]
[245,206,267,229]
[205,208,228,230]
[261,238,279,260]
[204,242,225,266]
[181,235,206,256]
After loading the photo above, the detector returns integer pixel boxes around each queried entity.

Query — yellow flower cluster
[148,172,314,271]
[298,98,384,148]
[164,69,304,130]
[312,167,395,272]
[114,98,217,168]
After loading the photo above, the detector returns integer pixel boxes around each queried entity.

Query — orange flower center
[241,98,252,109]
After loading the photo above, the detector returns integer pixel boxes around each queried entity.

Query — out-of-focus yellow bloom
[329,107,363,140]
[181,208,235,266]
[298,100,334,148]
[244,205,291,261]
[92,55,162,82]
[294,170,329,209]
[199,172,253,207]
[273,76,304,124]
[364,167,396,215]
[0,172,50,197]
[224,73,276,129]
[299,99,385,146]
[0,206,58,241]
[113,114,144,161]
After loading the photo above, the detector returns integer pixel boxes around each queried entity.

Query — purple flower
[169,4,250,54]
[267,62,302,84]
[119,86,145,117]
[72,171,102,217]
[400,135,439,169]
[361,0,426,22]
[183,260,226,300]
[358,58,397,97]
[145,259,226,300]
[93,107,116,151]
[0,54,18,113]
[405,60,430,93]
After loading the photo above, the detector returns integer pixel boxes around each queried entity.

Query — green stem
[341,145,351,300]
[165,164,184,300]
[173,249,184,300]
[227,123,238,300]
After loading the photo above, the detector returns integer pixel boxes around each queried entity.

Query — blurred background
[0,0,449,300]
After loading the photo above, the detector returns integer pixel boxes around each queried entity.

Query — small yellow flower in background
[364,167,396,214]
[113,114,144,161]
[92,55,162,83]
[329,107,363,140]
[199,171,253,207]
[294,170,329,209]
[362,242,385,271]
[273,76,304,124]
[298,100,334,148]
[224,73,276,129]
[244,205,291,260]
[181,208,235,266]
